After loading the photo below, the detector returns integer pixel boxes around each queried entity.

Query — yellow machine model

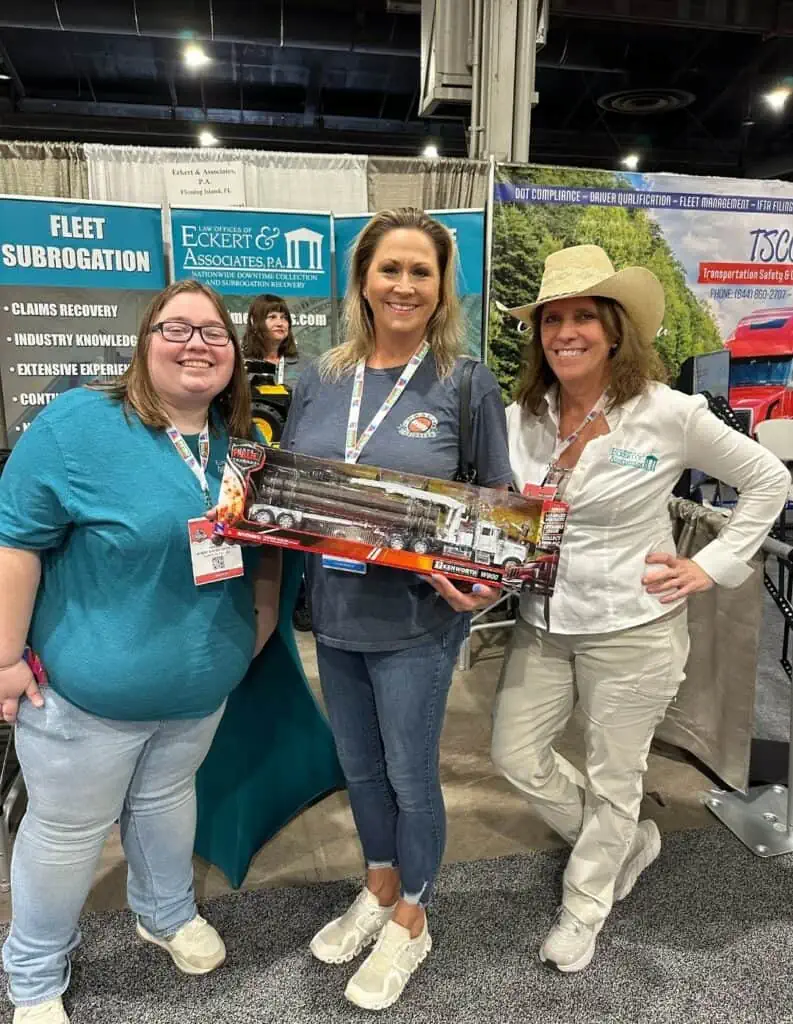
[246,359,292,446]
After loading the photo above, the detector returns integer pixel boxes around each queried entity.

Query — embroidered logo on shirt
[609,447,659,472]
[398,412,439,438]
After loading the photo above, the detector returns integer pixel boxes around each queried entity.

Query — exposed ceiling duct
[550,0,793,36]
[0,0,419,57]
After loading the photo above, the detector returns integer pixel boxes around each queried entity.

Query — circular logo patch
[398,412,439,438]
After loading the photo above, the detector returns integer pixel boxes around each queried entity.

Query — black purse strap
[457,358,477,484]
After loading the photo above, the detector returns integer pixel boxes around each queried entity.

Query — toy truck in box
[248,474,530,568]
[215,441,569,594]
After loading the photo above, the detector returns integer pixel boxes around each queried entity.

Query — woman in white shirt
[491,244,789,975]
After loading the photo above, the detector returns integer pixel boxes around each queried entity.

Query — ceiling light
[621,153,640,170]
[198,130,218,147]
[184,44,211,69]
[422,143,439,159]
[764,86,791,112]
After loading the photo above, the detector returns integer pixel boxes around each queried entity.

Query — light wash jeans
[2,687,225,1008]
[315,617,467,908]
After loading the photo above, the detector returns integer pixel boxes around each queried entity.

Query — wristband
[22,647,48,687]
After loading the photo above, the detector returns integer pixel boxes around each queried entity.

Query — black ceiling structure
[1,1,793,176]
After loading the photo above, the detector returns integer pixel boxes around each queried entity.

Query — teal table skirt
[195,551,344,888]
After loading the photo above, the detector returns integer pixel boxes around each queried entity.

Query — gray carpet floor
[4,826,793,1024]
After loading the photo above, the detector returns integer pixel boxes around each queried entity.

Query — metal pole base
[703,784,793,857]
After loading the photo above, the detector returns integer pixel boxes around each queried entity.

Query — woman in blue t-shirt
[280,208,512,1011]
[0,280,281,1024]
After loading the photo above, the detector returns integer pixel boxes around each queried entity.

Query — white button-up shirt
[506,382,790,634]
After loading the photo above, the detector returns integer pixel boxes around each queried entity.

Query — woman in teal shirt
[0,280,281,1024]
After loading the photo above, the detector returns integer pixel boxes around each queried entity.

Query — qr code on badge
[211,555,225,572]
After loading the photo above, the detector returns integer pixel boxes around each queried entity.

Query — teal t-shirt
[0,387,257,720]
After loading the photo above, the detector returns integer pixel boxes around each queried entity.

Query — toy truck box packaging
[215,440,569,594]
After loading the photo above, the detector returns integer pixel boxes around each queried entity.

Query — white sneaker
[614,820,661,902]
[539,908,603,973]
[310,888,396,964]
[137,913,226,975]
[344,919,431,1011]
[13,997,69,1023]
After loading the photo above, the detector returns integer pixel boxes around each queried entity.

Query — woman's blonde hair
[94,279,251,436]
[321,207,461,379]
[515,296,667,413]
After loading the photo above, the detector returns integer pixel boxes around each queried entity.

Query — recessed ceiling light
[198,129,218,147]
[0,73,11,81]
[621,153,640,170]
[764,86,791,112]
[422,143,439,159]
[184,44,211,69]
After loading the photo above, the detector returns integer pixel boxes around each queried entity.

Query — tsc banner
[0,196,165,445]
[169,206,334,384]
[333,209,486,359]
[491,165,793,428]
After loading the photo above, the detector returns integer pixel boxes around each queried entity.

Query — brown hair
[94,279,251,437]
[321,207,461,380]
[515,296,667,413]
[242,293,298,360]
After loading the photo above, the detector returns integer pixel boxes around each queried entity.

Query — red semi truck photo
[725,307,793,432]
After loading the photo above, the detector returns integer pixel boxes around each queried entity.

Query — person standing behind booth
[0,280,281,1024]
[242,293,299,384]
[491,244,790,975]
[280,208,512,1011]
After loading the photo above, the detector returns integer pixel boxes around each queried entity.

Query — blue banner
[0,197,166,445]
[0,198,165,289]
[333,210,485,359]
[170,207,332,297]
[494,182,793,215]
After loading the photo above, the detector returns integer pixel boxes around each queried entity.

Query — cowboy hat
[504,244,665,348]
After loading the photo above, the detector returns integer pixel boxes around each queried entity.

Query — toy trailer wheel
[277,512,296,528]
[251,508,275,524]
[412,538,430,555]
[501,557,521,569]
[389,533,407,550]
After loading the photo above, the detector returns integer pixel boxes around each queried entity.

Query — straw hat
[504,244,665,348]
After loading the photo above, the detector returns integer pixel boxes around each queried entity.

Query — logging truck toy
[214,441,569,594]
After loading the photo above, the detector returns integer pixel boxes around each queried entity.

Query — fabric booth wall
[366,157,490,211]
[0,141,89,200]
[656,498,764,792]
[85,144,369,213]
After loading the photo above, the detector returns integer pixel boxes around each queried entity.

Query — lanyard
[550,392,608,464]
[166,421,212,509]
[345,341,430,464]
[276,356,285,385]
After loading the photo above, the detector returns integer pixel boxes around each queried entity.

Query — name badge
[322,554,368,575]
[188,517,244,586]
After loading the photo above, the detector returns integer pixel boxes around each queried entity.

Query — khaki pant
[491,611,689,926]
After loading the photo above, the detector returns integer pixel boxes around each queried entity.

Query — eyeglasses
[153,320,232,347]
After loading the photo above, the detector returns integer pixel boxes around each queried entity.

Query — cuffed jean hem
[8,975,70,1010]
[136,909,198,942]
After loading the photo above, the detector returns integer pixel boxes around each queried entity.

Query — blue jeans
[2,688,225,1008]
[315,617,467,908]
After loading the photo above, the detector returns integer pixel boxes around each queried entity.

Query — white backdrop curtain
[85,144,368,214]
[367,157,490,211]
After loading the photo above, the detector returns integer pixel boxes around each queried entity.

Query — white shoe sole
[614,821,661,902]
[136,922,225,975]
[344,933,432,1011]
[310,928,382,965]
[539,921,603,974]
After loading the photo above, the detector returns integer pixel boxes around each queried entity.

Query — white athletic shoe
[310,888,396,965]
[614,820,661,902]
[13,997,70,1023]
[539,908,603,973]
[136,913,226,975]
[344,919,432,1011]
